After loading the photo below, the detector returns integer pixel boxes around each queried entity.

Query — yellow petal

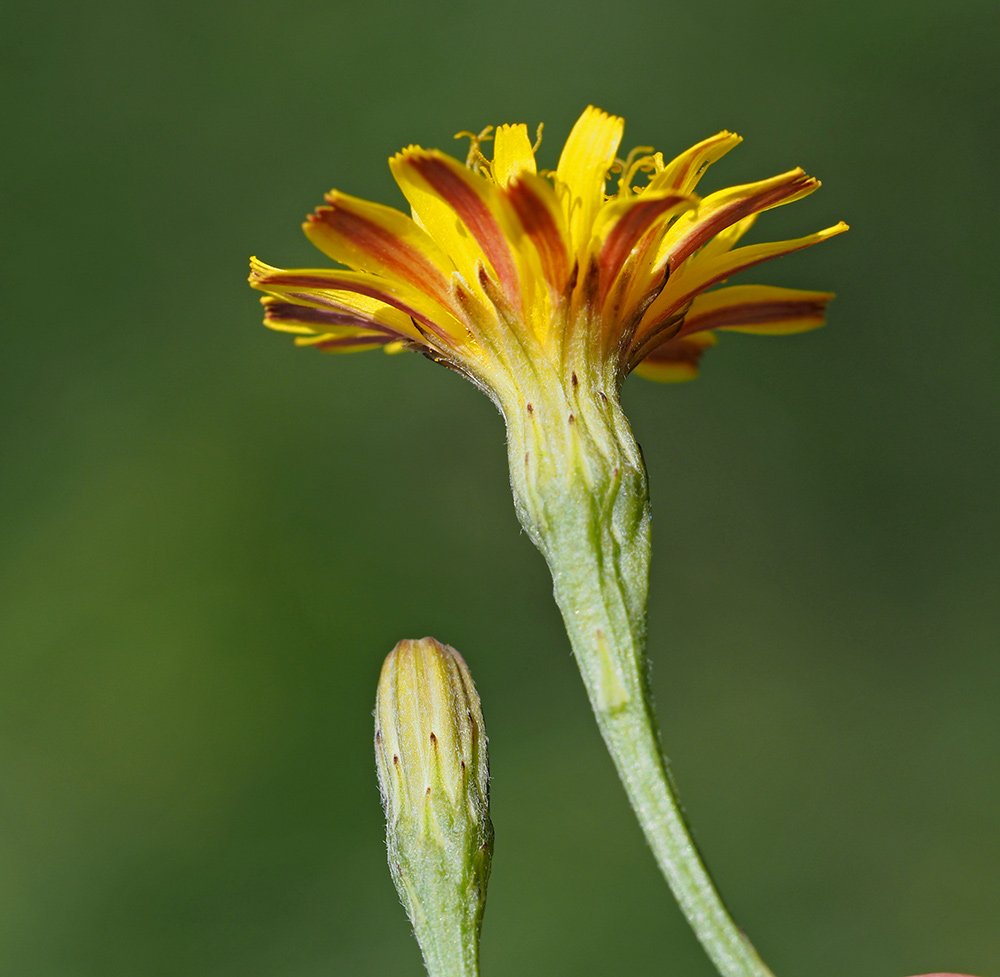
[391,148,521,309]
[492,123,537,188]
[260,294,409,340]
[639,221,849,338]
[635,332,717,383]
[682,284,834,337]
[249,257,463,346]
[303,191,457,311]
[390,146,487,285]
[252,260,416,330]
[294,331,405,354]
[505,171,572,294]
[675,221,849,301]
[696,211,758,263]
[590,191,694,308]
[659,168,821,270]
[647,130,742,195]
[555,105,624,252]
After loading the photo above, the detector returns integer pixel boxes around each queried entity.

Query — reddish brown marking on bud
[526,402,534,413]
[599,391,609,403]
[568,413,576,424]
[571,371,579,387]
[430,732,438,747]
[613,467,620,478]
[524,452,530,465]
[375,730,382,744]
[460,760,466,772]
[425,786,432,796]
[393,754,399,765]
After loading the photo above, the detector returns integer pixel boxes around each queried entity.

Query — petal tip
[248,256,279,284]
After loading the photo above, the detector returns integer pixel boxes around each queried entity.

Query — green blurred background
[3,0,998,974]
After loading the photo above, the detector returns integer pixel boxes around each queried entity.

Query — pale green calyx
[374,637,492,977]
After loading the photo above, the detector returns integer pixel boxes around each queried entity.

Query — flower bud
[375,637,492,977]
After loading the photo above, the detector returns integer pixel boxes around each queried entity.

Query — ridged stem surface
[500,367,774,977]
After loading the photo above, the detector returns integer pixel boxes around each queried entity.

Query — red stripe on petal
[668,171,818,269]
[257,271,455,344]
[646,335,713,365]
[407,154,521,304]
[638,223,848,340]
[682,298,828,335]
[507,176,571,293]
[597,194,689,305]
[307,205,453,308]
[264,300,399,334]
[635,332,717,381]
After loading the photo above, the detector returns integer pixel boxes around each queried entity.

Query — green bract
[375,638,492,977]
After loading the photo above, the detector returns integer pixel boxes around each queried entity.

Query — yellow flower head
[249,106,846,387]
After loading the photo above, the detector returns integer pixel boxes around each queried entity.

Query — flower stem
[549,541,773,977]
[502,374,774,977]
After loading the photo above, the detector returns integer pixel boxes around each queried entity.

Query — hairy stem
[412,927,479,977]
[501,372,774,977]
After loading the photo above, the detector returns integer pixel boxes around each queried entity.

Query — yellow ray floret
[683,284,835,336]
[249,106,847,387]
[648,130,743,196]
[492,123,538,188]
[303,191,457,312]
[555,106,625,253]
